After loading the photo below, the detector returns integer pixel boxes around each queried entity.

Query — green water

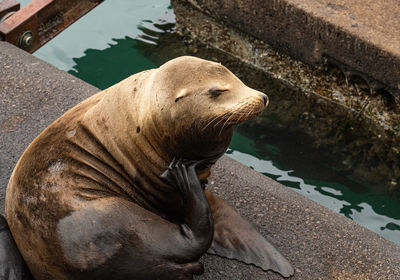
[23,0,399,244]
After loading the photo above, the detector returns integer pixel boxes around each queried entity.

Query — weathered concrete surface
[178,0,400,102]
[1,42,400,279]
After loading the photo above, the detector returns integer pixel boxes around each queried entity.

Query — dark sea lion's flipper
[204,190,294,278]
[0,215,32,280]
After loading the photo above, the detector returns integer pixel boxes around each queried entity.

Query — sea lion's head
[138,56,268,179]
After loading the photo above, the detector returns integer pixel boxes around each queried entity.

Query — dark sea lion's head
[138,56,268,179]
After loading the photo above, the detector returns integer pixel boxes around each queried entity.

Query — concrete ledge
[1,42,400,279]
[179,0,400,101]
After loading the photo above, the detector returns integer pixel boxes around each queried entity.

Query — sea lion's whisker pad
[4,56,293,279]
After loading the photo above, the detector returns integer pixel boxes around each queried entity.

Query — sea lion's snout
[241,89,269,116]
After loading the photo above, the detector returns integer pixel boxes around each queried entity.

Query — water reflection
[66,5,175,90]
[228,130,400,244]
[34,0,173,71]
[68,37,156,89]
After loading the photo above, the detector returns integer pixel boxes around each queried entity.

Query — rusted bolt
[18,31,33,49]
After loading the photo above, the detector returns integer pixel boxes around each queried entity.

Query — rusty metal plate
[0,0,103,53]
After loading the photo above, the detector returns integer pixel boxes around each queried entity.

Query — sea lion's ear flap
[175,88,188,102]
[204,190,294,278]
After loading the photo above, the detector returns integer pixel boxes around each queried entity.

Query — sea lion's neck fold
[79,74,180,218]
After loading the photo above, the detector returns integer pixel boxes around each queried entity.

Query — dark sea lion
[0,215,31,279]
[4,56,293,279]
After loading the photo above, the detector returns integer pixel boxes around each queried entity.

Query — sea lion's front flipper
[204,190,294,278]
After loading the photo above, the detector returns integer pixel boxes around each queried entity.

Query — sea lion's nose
[260,93,269,106]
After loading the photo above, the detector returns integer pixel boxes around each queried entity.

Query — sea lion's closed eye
[208,88,228,98]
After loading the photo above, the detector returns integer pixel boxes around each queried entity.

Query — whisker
[237,110,249,124]
[203,110,234,131]
[243,104,254,121]
[202,97,262,132]
[213,112,231,128]
[202,114,223,131]
[219,110,236,135]
[218,100,249,135]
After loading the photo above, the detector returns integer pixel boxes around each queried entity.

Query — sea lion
[4,56,294,279]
